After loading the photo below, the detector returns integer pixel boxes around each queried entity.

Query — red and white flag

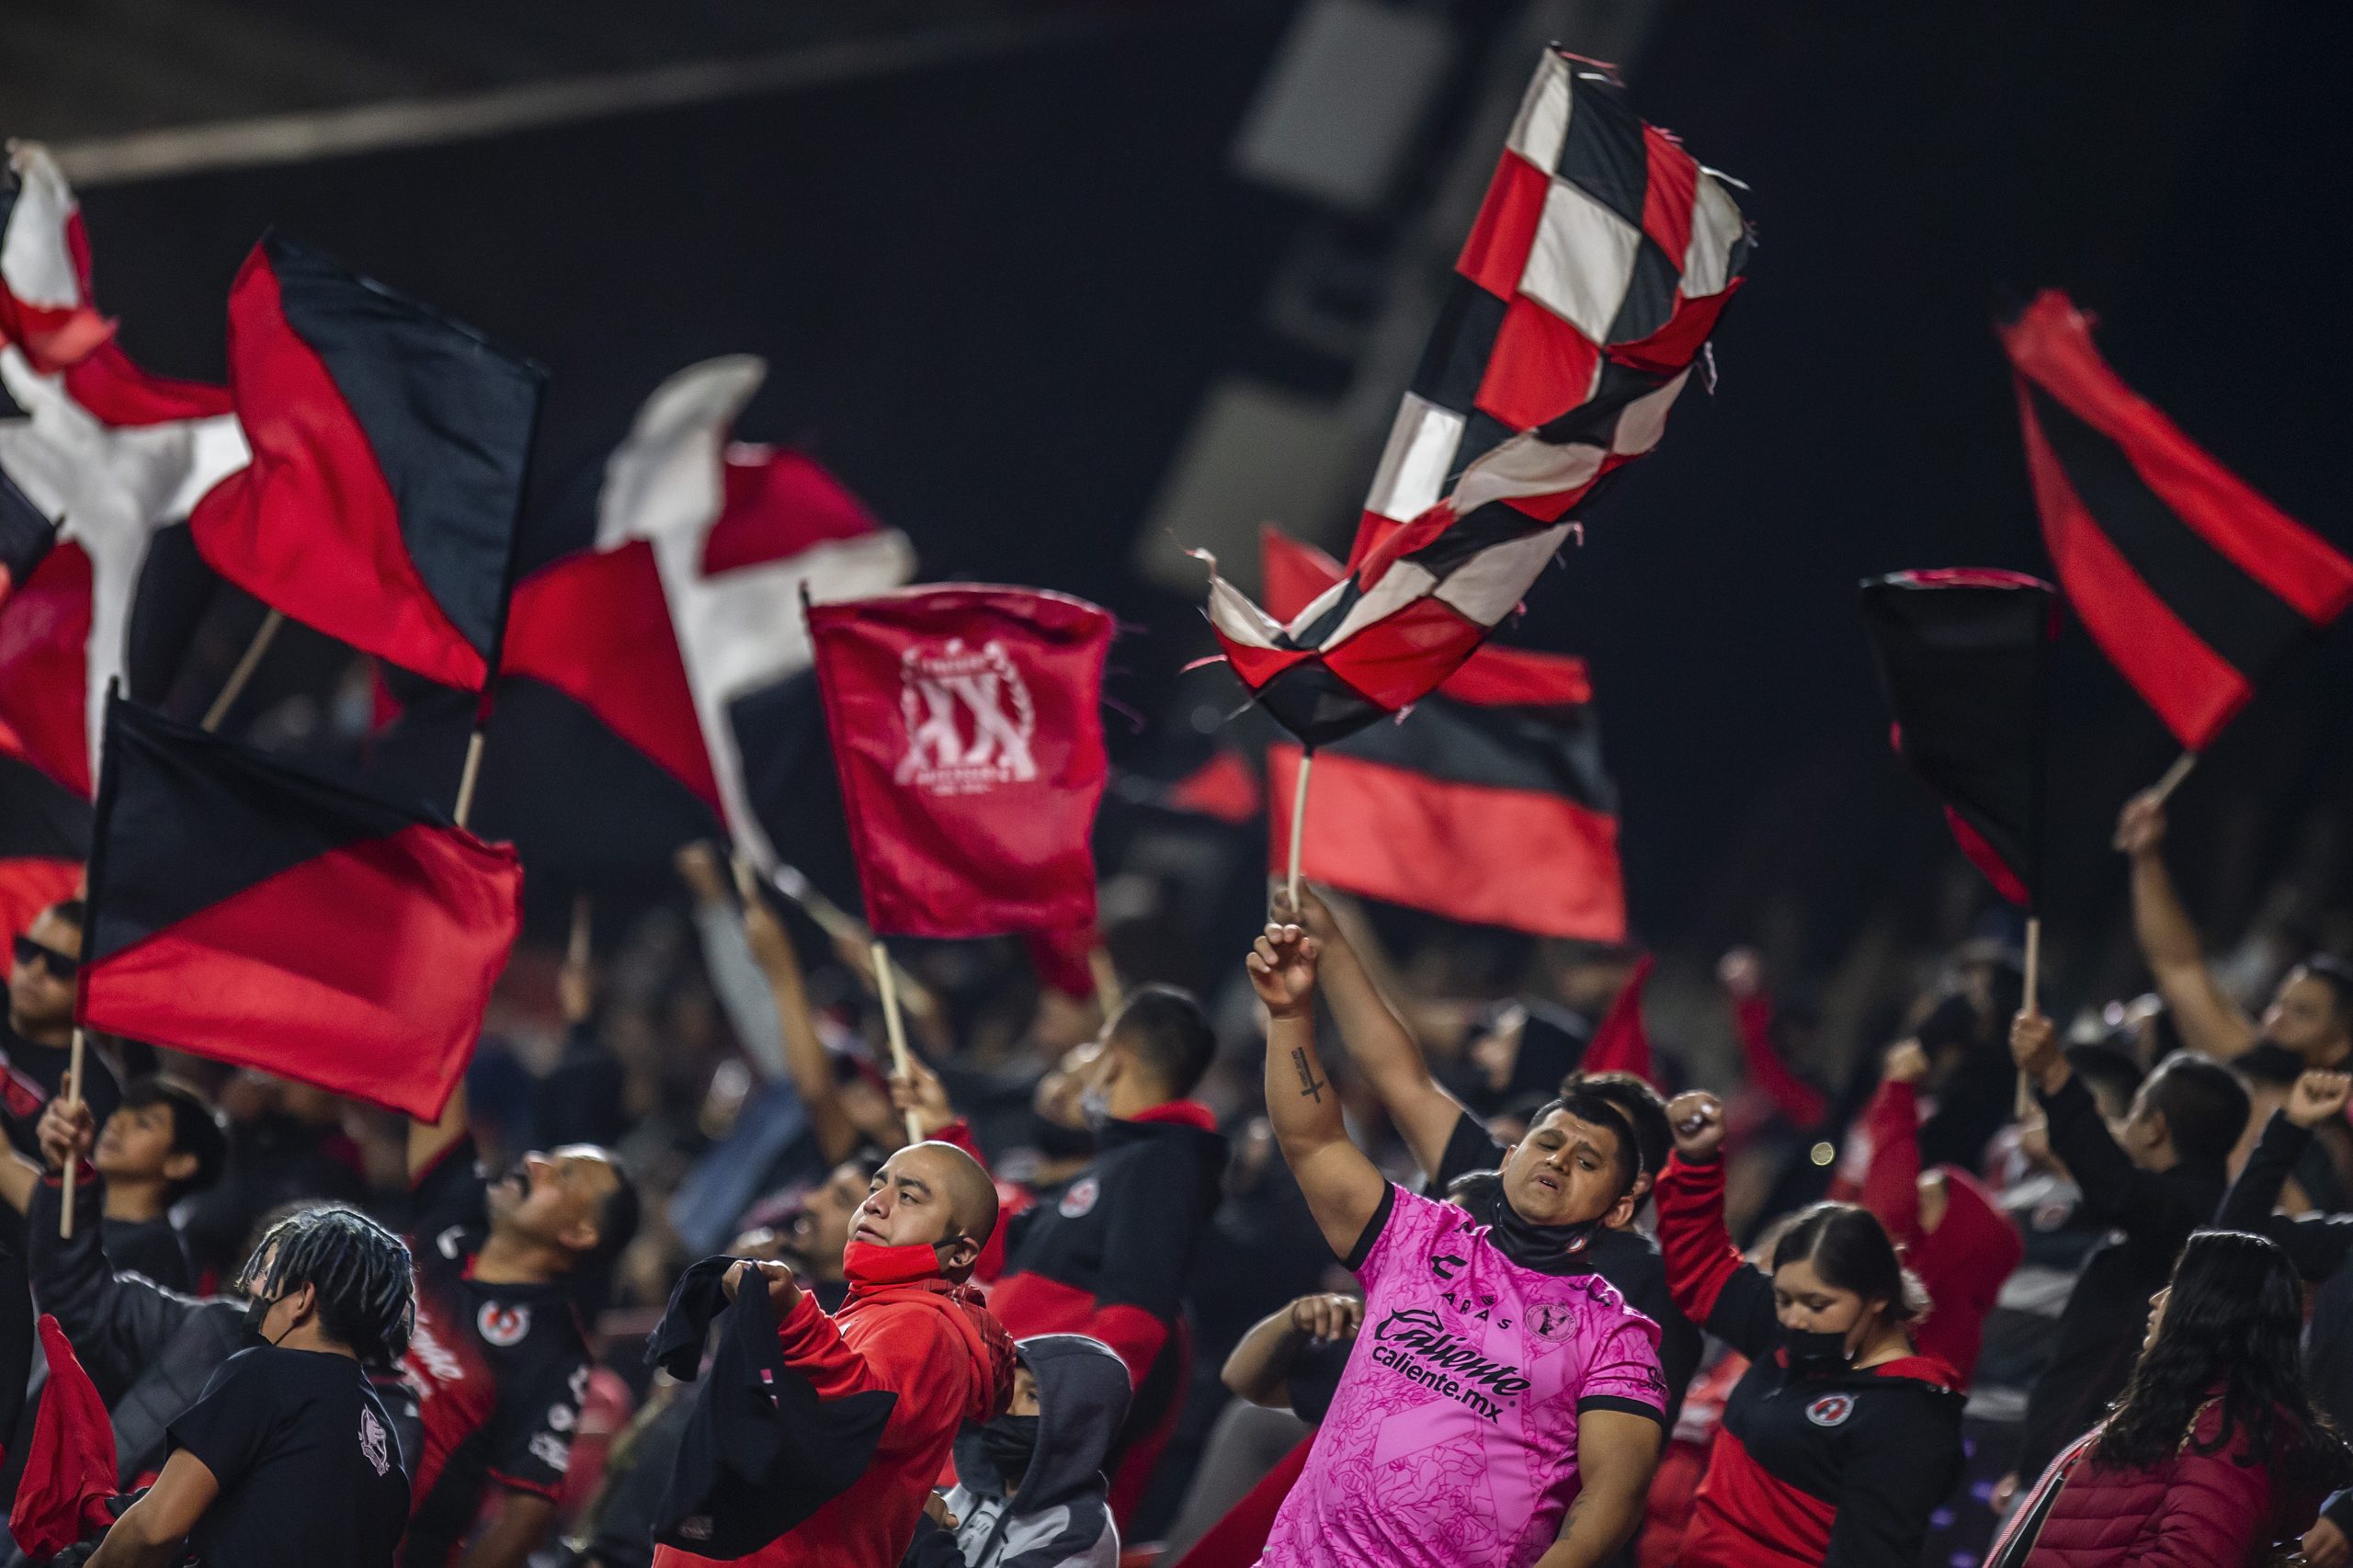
[808,586,1112,939]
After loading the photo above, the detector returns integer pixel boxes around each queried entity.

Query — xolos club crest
[1804,1393,1856,1427]
[894,638,1037,796]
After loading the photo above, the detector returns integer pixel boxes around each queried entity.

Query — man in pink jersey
[1245,921,1665,1568]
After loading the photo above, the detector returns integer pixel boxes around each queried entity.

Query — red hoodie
[654,1243,1014,1568]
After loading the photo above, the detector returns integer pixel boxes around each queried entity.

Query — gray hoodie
[938,1335,1131,1568]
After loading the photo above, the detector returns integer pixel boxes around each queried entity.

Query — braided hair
[234,1205,417,1368]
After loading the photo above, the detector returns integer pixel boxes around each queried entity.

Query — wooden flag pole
[200,608,285,732]
[870,938,923,1145]
[1286,750,1315,911]
[58,1028,84,1238]
[2147,751,2198,807]
[753,858,940,1025]
[452,728,487,830]
[568,892,592,971]
[2015,915,2043,1119]
[1088,946,1123,1019]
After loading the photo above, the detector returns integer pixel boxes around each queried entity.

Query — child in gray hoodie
[915,1335,1132,1568]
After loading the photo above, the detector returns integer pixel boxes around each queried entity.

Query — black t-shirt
[1427,1109,1702,1427]
[167,1346,411,1568]
[398,1137,589,1568]
[103,1214,194,1294]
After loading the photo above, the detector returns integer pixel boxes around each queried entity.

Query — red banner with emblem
[806,586,1112,939]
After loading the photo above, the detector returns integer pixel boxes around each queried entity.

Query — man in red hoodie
[653,1140,1015,1568]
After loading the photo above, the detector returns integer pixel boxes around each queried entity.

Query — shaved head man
[665,1142,1017,1568]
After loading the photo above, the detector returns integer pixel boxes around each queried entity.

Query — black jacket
[991,1105,1225,1428]
[2219,1111,2353,1432]
[2015,1073,2232,1482]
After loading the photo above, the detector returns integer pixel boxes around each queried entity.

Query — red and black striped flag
[2000,290,2353,751]
[188,233,542,692]
[1262,529,1625,941]
[1203,48,1749,746]
[1859,570,2055,907]
[80,697,522,1119]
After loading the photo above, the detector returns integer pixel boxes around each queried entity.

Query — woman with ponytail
[1990,1229,2352,1567]
[1654,1091,1965,1568]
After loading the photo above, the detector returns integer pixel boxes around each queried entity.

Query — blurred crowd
[6,755,2353,1568]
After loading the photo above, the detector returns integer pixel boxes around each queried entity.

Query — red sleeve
[1730,991,1826,1129]
[1853,1081,1924,1251]
[1654,1155,1745,1328]
[1081,1304,1168,1393]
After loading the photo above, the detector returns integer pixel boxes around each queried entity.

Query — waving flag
[0,148,248,791]
[1203,49,1750,745]
[594,358,913,882]
[188,233,541,691]
[80,698,521,1119]
[0,146,113,374]
[1260,528,1624,940]
[2000,290,2353,752]
[810,586,1112,939]
[10,1317,118,1562]
[1860,570,2055,907]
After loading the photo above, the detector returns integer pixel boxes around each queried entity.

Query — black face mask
[240,1293,286,1347]
[1783,1326,1855,1376]
[977,1413,1040,1485]
[1027,1112,1095,1164]
[1475,1187,1602,1274]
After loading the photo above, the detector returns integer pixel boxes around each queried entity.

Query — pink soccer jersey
[1261,1186,1666,1568]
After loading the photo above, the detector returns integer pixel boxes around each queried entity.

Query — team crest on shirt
[358,1406,392,1477]
[1805,1393,1855,1428]
[478,1301,531,1347]
[1058,1177,1099,1218]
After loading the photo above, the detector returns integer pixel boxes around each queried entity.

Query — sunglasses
[10,936,76,983]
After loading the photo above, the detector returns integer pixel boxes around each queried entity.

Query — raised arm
[1222,1293,1361,1408]
[677,844,790,1080]
[2219,1073,2353,1281]
[1248,922,1386,1258]
[2012,1012,2189,1240]
[1282,885,1468,1179]
[2117,792,2256,1059]
[1654,1092,1779,1358]
[742,890,860,1165]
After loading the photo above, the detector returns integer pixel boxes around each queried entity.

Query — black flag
[1860,570,2055,906]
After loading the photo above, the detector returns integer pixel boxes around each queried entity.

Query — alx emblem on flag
[1202,48,1751,746]
[809,586,1111,940]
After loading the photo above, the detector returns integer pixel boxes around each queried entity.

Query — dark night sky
[72,0,2353,965]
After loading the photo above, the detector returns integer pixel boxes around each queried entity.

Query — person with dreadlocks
[82,1206,415,1568]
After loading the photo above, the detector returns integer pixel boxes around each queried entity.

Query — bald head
[852,1142,1001,1280]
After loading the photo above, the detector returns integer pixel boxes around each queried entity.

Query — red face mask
[843,1238,955,1287]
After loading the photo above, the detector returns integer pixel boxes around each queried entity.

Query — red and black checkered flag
[1260,528,1625,941]
[2000,290,2353,751]
[1203,48,1750,745]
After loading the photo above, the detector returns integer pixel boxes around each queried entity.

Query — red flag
[79,699,522,1120]
[1999,290,2353,751]
[11,1316,118,1560]
[0,541,93,796]
[1023,925,1100,1001]
[808,586,1111,939]
[1581,955,1654,1081]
